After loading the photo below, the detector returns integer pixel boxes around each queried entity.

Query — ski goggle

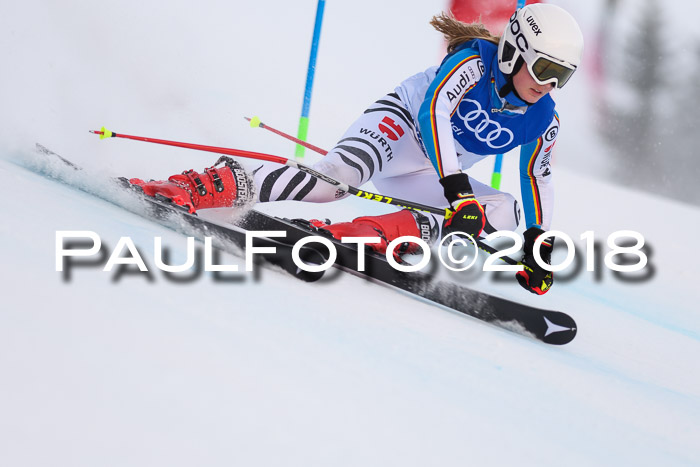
[527,52,577,89]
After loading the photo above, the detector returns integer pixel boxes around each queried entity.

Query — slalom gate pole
[490,154,503,189]
[90,127,518,265]
[490,0,526,190]
[295,0,326,160]
[246,116,328,155]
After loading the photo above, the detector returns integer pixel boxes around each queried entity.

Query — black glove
[516,227,554,295]
[439,173,485,238]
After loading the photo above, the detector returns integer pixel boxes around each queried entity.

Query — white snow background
[1,1,699,466]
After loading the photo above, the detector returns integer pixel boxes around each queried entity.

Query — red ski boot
[129,156,253,213]
[310,210,436,258]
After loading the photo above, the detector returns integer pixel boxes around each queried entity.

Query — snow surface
[1,1,700,466]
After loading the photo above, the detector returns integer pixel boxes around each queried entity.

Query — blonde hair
[430,12,500,54]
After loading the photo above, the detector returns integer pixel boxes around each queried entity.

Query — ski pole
[245,116,328,155]
[91,127,518,265]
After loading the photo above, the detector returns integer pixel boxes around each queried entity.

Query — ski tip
[248,116,262,128]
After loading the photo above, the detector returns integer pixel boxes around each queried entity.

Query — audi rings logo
[456,99,514,149]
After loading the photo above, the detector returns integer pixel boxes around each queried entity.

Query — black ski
[35,143,577,345]
[237,212,577,345]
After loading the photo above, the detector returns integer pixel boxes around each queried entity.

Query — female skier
[131,4,584,295]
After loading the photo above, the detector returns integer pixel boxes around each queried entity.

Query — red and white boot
[129,157,253,213]
[309,210,436,258]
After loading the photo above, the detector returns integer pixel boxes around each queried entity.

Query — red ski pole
[91,127,288,165]
[245,116,328,156]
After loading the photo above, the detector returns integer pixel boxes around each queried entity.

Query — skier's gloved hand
[516,227,554,295]
[439,173,485,238]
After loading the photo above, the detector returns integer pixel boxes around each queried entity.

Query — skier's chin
[523,88,546,104]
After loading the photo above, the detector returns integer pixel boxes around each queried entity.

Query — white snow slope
[1,1,699,466]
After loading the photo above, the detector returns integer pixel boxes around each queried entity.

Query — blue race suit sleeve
[416,47,485,179]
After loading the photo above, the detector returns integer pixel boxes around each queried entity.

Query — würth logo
[378,117,404,141]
